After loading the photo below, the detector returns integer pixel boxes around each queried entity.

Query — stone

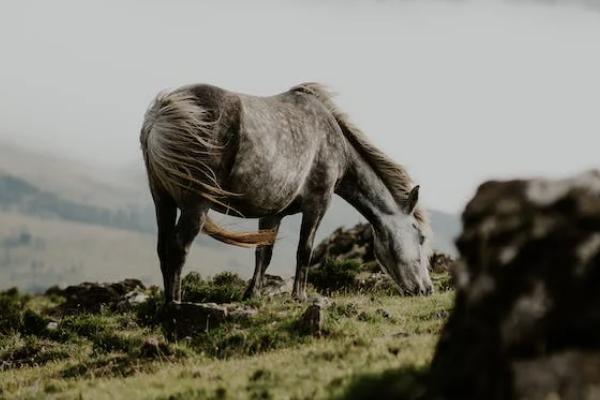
[297,304,325,336]
[430,170,600,399]
[46,321,58,331]
[125,291,148,306]
[224,303,258,320]
[162,302,228,339]
[261,274,293,297]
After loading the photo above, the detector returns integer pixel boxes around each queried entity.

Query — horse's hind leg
[243,215,282,299]
[163,204,207,303]
[292,206,328,301]
[153,193,177,303]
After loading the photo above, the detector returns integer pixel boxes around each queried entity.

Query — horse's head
[372,186,433,296]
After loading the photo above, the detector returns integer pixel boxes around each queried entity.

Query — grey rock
[430,170,600,400]
[297,304,325,336]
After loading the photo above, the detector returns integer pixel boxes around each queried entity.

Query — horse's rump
[140,86,276,247]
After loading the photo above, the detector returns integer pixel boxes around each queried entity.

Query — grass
[0,273,454,400]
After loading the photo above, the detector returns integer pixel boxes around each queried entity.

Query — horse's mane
[291,82,427,227]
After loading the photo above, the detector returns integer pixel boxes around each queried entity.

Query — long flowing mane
[291,82,428,227]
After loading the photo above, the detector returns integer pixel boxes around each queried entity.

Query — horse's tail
[140,88,276,248]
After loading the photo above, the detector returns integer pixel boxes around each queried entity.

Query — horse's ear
[403,185,420,214]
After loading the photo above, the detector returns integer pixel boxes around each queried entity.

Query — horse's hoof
[243,287,257,300]
[292,291,307,302]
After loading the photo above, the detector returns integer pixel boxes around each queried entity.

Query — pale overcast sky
[0,0,599,213]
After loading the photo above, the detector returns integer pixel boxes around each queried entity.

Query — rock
[311,223,374,267]
[163,302,228,339]
[125,291,148,306]
[309,295,332,309]
[297,304,325,336]
[224,303,258,320]
[430,170,600,400]
[261,274,294,297]
[429,251,455,274]
[46,321,58,331]
[57,279,146,313]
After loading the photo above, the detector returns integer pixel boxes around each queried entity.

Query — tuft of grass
[308,258,364,294]
[21,309,51,336]
[181,272,246,304]
[135,287,164,327]
[0,288,29,335]
[0,337,71,368]
[190,300,311,358]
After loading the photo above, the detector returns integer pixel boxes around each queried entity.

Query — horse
[140,82,433,303]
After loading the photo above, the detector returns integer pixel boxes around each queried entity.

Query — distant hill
[0,144,461,291]
[0,174,154,233]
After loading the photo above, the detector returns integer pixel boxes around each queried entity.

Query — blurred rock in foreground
[430,170,600,400]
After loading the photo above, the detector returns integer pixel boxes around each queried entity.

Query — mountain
[0,144,460,291]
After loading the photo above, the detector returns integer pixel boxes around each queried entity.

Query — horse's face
[373,186,433,296]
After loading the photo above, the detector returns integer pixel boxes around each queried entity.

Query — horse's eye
[419,233,425,245]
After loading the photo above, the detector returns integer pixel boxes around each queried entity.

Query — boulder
[162,302,228,339]
[430,170,600,399]
[161,301,259,339]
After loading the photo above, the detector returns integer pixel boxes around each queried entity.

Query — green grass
[0,279,453,400]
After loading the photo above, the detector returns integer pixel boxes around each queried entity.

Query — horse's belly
[221,93,336,216]
[226,138,316,214]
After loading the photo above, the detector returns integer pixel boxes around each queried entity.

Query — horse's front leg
[244,216,282,300]
[292,208,327,301]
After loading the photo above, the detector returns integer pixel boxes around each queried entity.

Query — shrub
[181,272,246,304]
[135,287,163,327]
[21,310,50,336]
[0,288,27,335]
[307,258,364,294]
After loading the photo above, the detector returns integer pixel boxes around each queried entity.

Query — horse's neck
[335,149,401,230]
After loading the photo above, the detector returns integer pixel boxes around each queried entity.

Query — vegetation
[0,269,454,399]
[180,272,247,304]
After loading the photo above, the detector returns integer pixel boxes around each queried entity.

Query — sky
[0,0,599,213]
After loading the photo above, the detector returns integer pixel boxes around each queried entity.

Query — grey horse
[140,82,433,302]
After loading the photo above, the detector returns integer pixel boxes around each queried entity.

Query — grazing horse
[140,83,433,302]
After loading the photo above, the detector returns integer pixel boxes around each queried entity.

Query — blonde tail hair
[141,88,276,248]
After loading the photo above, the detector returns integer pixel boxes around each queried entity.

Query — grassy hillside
[0,275,454,399]
[0,144,460,292]
[0,175,153,233]
[0,211,257,292]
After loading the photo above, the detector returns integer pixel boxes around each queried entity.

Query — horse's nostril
[418,283,434,296]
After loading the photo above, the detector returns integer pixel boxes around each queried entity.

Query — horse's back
[174,84,346,216]
[225,89,346,215]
